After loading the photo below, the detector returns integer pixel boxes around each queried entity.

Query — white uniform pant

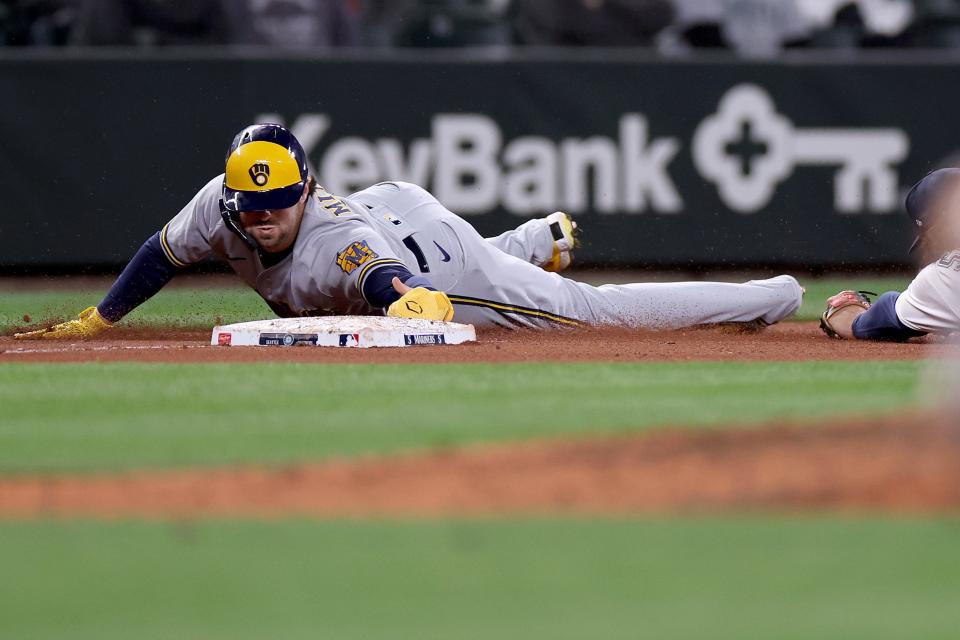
[350,182,803,330]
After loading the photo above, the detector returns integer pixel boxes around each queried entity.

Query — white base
[211,316,477,348]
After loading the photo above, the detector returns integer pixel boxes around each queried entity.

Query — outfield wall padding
[0,50,948,269]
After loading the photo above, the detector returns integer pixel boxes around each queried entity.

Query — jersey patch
[336,240,379,275]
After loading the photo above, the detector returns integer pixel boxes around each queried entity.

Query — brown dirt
[1,413,957,519]
[0,322,937,364]
[2,318,951,520]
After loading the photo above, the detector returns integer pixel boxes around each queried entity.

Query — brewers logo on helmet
[248,162,270,186]
[219,123,310,248]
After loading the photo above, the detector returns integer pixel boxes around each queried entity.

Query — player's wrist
[826,305,865,339]
[820,290,873,340]
[90,306,117,326]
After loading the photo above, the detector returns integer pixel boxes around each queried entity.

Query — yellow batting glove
[14,306,113,340]
[387,287,454,322]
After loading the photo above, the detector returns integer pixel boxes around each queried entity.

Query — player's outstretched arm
[820,290,925,342]
[13,306,114,340]
[14,231,181,340]
[346,253,453,322]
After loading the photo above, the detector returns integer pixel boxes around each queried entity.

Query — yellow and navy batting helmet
[222,123,309,213]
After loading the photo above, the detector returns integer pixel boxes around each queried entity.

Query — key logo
[693,84,908,213]
[248,163,270,187]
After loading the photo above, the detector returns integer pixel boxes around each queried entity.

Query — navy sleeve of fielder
[852,291,926,342]
[361,263,435,309]
[96,232,180,323]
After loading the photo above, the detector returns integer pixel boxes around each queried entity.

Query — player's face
[239,187,309,252]
[941,183,960,247]
[927,181,960,255]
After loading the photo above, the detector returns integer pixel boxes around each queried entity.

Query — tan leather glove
[14,306,113,340]
[819,291,873,339]
[387,278,454,322]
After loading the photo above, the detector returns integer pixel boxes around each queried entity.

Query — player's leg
[574,276,803,328]
[443,214,802,329]
[485,212,577,272]
[348,182,803,330]
[485,219,553,264]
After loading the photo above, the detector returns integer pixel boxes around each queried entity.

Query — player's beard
[250,224,289,252]
[242,206,304,253]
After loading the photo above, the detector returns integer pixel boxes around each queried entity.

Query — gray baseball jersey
[895,250,960,334]
[162,177,803,329]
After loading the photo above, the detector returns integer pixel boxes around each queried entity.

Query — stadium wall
[0,49,949,270]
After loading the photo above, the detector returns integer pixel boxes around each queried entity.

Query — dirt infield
[0,322,937,363]
[1,414,956,519]
[2,320,951,520]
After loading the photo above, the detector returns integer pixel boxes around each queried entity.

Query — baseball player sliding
[821,169,960,342]
[16,124,803,339]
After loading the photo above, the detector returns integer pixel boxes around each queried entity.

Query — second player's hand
[820,291,871,339]
[387,277,454,322]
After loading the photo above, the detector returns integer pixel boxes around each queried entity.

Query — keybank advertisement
[0,55,951,267]
[273,83,907,218]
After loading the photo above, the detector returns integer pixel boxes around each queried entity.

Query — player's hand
[14,306,113,340]
[819,290,873,339]
[387,278,454,322]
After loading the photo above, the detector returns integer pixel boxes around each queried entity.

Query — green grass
[2,518,958,640]
[0,360,920,473]
[0,285,270,331]
[0,276,912,331]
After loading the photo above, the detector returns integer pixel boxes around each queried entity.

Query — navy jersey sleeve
[361,263,434,309]
[851,291,926,342]
[96,232,180,323]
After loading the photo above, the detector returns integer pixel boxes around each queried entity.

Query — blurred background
[0,0,943,53]
[1,0,957,273]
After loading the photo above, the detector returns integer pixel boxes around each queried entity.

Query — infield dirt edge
[1,412,956,520]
